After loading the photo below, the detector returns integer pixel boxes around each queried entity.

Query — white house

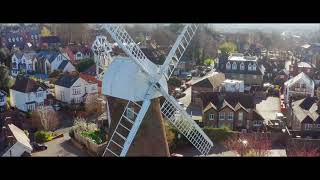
[222,79,244,93]
[284,72,315,103]
[36,51,76,74]
[10,77,48,112]
[2,124,33,157]
[54,75,98,104]
[11,51,37,76]
[0,90,7,112]
[74,47,92,61]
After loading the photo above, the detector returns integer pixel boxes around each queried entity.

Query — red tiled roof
[79,73,102,87]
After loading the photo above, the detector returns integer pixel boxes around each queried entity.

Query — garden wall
[74,131,108,156]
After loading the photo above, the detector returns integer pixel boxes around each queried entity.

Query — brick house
[218,53,265,85]
[289,61,314,78]
[201,92,264,131]
[191,72,225,106]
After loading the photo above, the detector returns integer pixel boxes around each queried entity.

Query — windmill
[91,35,113,81]
[101,24,213,157]
[91,36,114,128]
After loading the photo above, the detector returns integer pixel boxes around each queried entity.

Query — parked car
[32,143,48,152]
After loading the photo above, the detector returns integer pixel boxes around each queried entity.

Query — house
[11,50,37,76]
[274,69,289,85]
[54,74,98,104]
[191,72,225,106]
[1,124,32,157]
[221,79,244,93]
[10,76,49,112]
[79,73,102,94]
[0,90,7,112]
[283,72,314,103]
[218,53,265,85]
[289,61,314,78]
[201,92,264,131]
[289,97,320,131]
[74,46,92,61]
[36,51,76,74]
[40,36,61,48]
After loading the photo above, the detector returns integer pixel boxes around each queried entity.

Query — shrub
[75,59,95,72]
[69,128,75,138]
[34,131,53,143]
[203,126,235,144]
[81,129,106,144]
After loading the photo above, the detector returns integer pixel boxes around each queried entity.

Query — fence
[73,130,108,156]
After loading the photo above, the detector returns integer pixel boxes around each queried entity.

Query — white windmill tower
[101,24,213,157]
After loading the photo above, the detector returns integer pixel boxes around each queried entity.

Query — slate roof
[0,90,7,96]
[292,97,320,123]
[284,72,314,88]
[58,60,69,70]
[40,36,60,44]
[201,92,255,112]
[252,110,264,121]
[37,51,60,63]
[55,75,79,88]
[11,76,48,93]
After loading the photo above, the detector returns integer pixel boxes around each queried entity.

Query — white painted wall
[285,78,314,103]
[0,94,6,107]
[10,88,47,112]
[54,77,98,104]
[62,62,76,73]
[2,142,32,157]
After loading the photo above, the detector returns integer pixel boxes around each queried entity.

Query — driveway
[32,127,89,157]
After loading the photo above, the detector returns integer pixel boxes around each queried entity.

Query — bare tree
[223,133,272,157]
[287,141,320,157]
[85,93,105,117]
[31,106,59,131]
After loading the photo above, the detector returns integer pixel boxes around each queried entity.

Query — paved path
[32,128,89,157]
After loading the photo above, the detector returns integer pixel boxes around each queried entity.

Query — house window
[209,114,215,121]
[219,112,225,120]
[307,69,310,73]
[240,63,245,70]
[226,62,231,70]
[36,92,42,98]
[232,62,237,70]
[72,88,81,95]
[31,35,34,39]
[8,38,11,43]
[252,64,257,71]
[316,124,320,128]
[12,38,15,42]
[253,121,262,126]
[280,75,285,79]
[248,63,252,71]
[228,112,234,121]
[301,83,306,88]
[238,112,243,121]
[20,37,23,41]
[305,124,313,130]
[92,86,96,91]
[0,96,4,102]
[16,37,19,42]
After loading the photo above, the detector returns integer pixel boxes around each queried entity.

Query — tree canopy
[218,42,237,55]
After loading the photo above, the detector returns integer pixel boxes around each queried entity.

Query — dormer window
[240,62,245,70]
[252,63,257,71]
[12,38,15,42]
[8,38,11,43]
[226,62,231,70]
[232,62,237,70]
[20,37,23,41]
[31,35,34,39]
[16,37,19,42]
[248,63,252,71]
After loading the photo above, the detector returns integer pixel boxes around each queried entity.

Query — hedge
[202,126,236,144]
[34,131,53,143]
